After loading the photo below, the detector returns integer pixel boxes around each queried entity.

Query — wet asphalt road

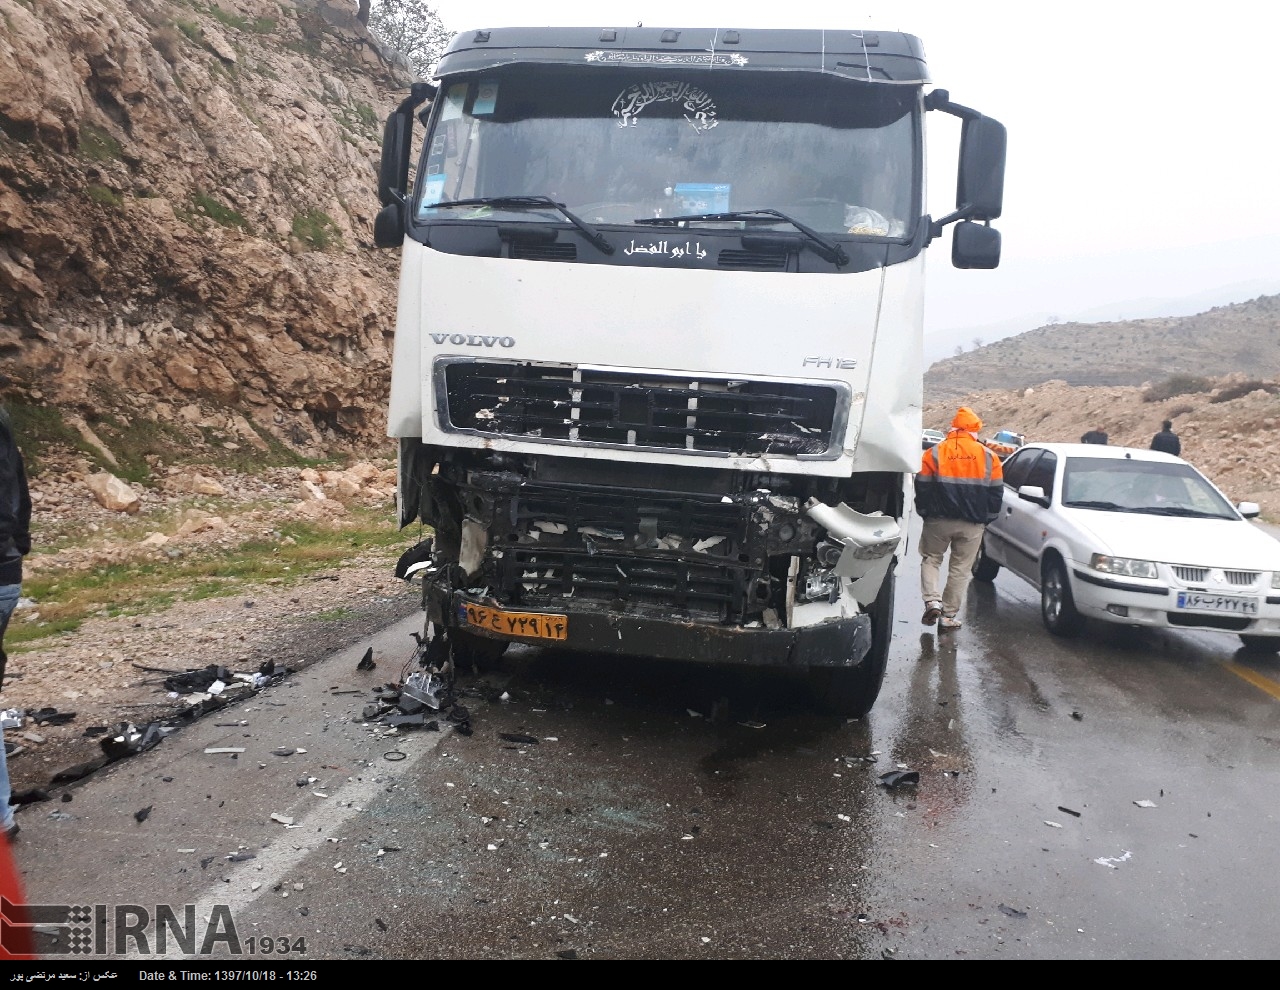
[14,523,1280,960]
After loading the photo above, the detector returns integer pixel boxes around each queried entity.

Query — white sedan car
[974,442,1280,650]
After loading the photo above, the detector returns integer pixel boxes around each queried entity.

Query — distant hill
[925,294,1280,404]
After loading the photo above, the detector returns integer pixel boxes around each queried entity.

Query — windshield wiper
[634,209,849,266]
[430,196,615,255]
[1061,500,1134,511]
[1137,506,1229,518]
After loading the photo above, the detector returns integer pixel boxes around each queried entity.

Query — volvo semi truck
[374,26,1006,716]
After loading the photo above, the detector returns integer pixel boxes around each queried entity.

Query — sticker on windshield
[611,81,718,130]
[418,174,447,212]
[441,84,467,121]
[674,183,730,214]
[472,80,498,115]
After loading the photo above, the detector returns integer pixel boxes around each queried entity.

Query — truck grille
[439,360,843,457]
[499,548,745,619]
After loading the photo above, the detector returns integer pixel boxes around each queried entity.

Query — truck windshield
[413,65,918,237]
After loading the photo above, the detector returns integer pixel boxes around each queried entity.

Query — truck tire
[450,628,509,673]
[809,560,895,718]
[972,538,1001,582]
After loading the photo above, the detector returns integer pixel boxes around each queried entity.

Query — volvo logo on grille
[430,333,516,348]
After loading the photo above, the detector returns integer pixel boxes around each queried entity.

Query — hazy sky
[415,1,1280,339]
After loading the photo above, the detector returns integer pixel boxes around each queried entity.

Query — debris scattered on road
[1093,850,1132,869]
[29,707,76,726]
[998,904,1028,919]
[738,720,767,729]
[226,852,256,862]
[270,813,295,826]
[877,770,920,789]
[1071,711,1083,721]
[1057,806,1082,818]
[271,747,295,757]
[499,732,538,745]
[1133,799,1158,809]
[205,747,246,755]
[1044,820,1063,828]
[134,805,153,824]
[356,647,376,672]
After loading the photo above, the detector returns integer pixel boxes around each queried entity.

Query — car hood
[1068,510,1280,569]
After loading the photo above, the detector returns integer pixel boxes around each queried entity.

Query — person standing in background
[0,408,31,842]
[1150,419,1181,456]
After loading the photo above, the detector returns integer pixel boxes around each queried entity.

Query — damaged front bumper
[430,587,873,669]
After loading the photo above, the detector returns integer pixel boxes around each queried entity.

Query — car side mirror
[952,220,1001,269]
[374,202,405,249]
[1018,484,1049,507]
[1238,501,1262,519]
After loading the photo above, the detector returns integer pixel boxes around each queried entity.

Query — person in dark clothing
[0,410,30,842]
[1080,427,1108,444]
[1150,420,1181,456]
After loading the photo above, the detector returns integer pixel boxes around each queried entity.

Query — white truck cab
[375,26,1006,716]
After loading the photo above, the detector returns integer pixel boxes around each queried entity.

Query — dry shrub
[1142,374,1212,403]
[1164,401,1195,419]
[1209,380,1280,404]
[150,26,182,64]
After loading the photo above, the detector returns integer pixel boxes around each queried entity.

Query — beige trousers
[919,517,987,618]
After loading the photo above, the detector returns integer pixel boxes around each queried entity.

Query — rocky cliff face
[0,0,413,457]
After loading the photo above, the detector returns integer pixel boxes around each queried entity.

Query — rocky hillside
[925,294,1280,403]
[0,0,413,461]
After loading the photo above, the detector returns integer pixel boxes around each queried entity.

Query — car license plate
[1175,592,1259,615]
[462,604,568,640]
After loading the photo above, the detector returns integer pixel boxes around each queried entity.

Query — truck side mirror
[379,110,412,208]
[957,115,1006,220]
[374,202,405,248]
[952,220,1001,269]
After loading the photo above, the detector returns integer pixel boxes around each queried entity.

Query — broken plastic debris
[877,770,920,789]
[1133,799,1158,809]
[1057,806,1082,818]
[499,732,538,745]
[270,813,295,826]
[204,747,245,755]
[271,747,295,757]
[1044,820,1063,828]
[998,904,1028,919]
[738,720,766,729]
[356,647,376,671]
[692,536,725,553]
[134,805,152,824]
[837,814,851,823]
[1093,850,1132,869]
[207,680,226,696]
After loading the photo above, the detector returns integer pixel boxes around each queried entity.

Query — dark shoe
[921,603,942,625]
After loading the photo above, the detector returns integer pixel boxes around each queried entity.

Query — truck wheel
[1239,634,1280,653]
[809,561,895,718]
[1041,558,1084,637]
[972,539,1001,582]
[450,629,509,673]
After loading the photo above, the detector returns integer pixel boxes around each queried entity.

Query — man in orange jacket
[915,406,1004,631]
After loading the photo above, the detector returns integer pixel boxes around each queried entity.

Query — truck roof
[435,26,929,84]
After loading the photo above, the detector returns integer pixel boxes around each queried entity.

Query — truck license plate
[1175,592,1259,615]
[462,604,568,640]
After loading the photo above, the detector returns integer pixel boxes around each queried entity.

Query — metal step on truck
[373,25,1006,717]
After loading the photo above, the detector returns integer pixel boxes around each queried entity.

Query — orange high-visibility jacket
[915,430,1004,523]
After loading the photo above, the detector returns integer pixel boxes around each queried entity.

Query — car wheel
[972,538,1001,582]
[1041,557,1084,637]
[450,628,509,673]
[809,561,895,718]
[1239,634,1280,653]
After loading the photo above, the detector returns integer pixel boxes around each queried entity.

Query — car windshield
[413,65,918,235]
[1061,457,1238,519]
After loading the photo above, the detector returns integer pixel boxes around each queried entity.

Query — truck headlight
[1090,554,1157,579]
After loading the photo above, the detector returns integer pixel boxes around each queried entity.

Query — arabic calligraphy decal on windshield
[623,239,709,260]
[610,81,718,130]
[585,50,749,67]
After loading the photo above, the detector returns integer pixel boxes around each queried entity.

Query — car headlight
[1091,554,1158,579]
